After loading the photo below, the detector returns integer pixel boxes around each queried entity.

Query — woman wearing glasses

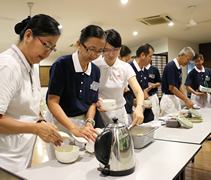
[45,25,106,159]
[93,29,144,127]
[0,14,63,172]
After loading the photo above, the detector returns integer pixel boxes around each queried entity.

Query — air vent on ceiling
[136,13,174,26]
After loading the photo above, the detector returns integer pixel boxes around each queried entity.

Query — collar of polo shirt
[195,66,205,73]
[173,58,181,70]
[145,63,151,70]
[133,60,145,72]
[73,50,91,76]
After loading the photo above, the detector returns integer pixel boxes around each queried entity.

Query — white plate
[102,105,117,111]
[199,85,211,93]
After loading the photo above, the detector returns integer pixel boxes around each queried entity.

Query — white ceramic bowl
[99,99,116,111]
[85,128,104,153]
[55,145,79,163]
[144,100,151,108]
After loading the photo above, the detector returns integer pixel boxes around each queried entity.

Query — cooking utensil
[95,117,135,176]
[189,108,202,118]
[129,125,158,148]
[176,115,193,129]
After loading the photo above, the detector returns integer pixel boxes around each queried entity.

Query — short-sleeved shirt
[129,60,149,94]
[185,66,211,91]
[145,64,162,96]
[93,58,136,109]
[0,44,40,172]
[162,58,182,94]
[46,51,100,117]
[0,44,40,122]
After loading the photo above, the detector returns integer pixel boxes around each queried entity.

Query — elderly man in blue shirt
[160,47,195,116]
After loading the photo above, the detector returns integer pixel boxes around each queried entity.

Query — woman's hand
[70,126,99,142]
[36,121,63,146]
[123,87,130,94]
[132,106,144,126]
[96,97,106,112]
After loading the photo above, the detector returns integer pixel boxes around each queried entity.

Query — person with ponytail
[0,14,63,172]
[93,29,144,127]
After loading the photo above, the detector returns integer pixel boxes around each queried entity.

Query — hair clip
[22,16,31,23]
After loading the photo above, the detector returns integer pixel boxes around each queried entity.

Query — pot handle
[94,129,112,166]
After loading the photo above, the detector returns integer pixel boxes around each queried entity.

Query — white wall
[149,38,168,54]
[130,37,168,56]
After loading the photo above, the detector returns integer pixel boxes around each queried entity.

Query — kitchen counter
[154,108,211,144]
[17,140,201,180]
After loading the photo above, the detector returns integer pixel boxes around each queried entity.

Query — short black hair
[193,53,204,60]
[14,14,61,42]
[79,25,106,44]
[119,45,131,58]
[104,29,122,48]
[136,43,154,57]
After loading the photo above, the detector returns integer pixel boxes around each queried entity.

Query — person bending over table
[45,25,106,159]
[160,47,195,117]
[0,14,63,173]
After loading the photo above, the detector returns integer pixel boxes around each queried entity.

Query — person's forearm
[0,115,38,134]
[170,85,189,102]
[185,85,196,94]
[143,89,149,100]
[48,101,77,131]
[155,82,162,88]
[86,103,96,119]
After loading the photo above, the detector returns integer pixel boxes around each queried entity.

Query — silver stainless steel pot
[94,117,135,176]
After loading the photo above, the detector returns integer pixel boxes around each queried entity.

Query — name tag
[90,81,99,91]
[149,74,155,79]
[205,76,210,81]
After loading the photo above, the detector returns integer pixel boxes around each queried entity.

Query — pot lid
[189,108,202,118]
[176,115,193,129]
[105,117,125,128]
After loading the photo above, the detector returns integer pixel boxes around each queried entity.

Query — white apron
[191,93,211,108]
[150,94,160,120]
[0,45,41,173]
[160,94,181,117]
[45,109,86,160]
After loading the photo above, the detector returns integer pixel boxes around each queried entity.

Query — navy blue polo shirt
[162,59,182,94]
[146,65,161,96]
[46,52,100,117]
[128,60,149,97]
[185,67,211,91]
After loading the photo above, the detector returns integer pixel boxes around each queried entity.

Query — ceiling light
[168,22,174,26]
[121,0,128,4]
[133,31,138,35]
